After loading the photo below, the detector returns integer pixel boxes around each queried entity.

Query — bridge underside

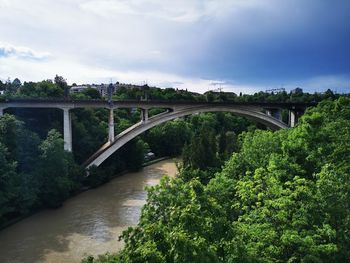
[84,105,288,168]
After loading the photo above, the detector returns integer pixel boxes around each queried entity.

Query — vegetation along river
[0,159,178,263]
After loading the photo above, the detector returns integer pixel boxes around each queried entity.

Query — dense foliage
[0,76,345,104]
[0,115,82,223]
[84,98,350,262]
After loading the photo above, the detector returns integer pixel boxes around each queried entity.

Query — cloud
[79,0,230,22]
[0,42,51,61]
[0,53,261,94]
[1,51,349,95]
[0,0,349,94]
[0,0,10,7]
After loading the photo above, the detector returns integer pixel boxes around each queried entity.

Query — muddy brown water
[0,159,178,263]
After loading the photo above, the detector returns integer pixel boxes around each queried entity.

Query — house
[70,85,88,93]
[70,83,118,97]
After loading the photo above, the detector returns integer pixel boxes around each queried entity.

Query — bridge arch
[85,105,288,168]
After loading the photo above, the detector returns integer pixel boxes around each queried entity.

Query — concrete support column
[63,108,72,152]
[141,108,148,123]
[108,108,115,143]
[289,110,296,127]
[0,108,4,117]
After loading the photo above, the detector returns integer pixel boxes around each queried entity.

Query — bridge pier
[62,108,72,152]
[0,108,4,117]
[288,109,304,127]
[289,110,296,127]
[108,108,115,143]
[141,108,148,123]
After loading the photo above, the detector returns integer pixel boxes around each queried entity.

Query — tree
[37,129,76,208]
[82,88,102,99]
[19,81,36,97]
[0,114,24,161]
[12,78,21,88]
[324,88,335,99]
[123,138,146,171]
[224,131,238,155]
[217,130,238,161]
[54,75,69,97]
[0,143,19,224]
[71,108,108,163]
[35,80,64,97]
[182,127,219,171]
[146,120,192,157]
[0,80,5,91]
[4,78,17,94]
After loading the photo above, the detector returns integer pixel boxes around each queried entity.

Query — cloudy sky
[0,0,349,94]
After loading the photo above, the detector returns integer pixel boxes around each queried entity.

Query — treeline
[0,76,70,98]
[115,85,344,103]
[84,98,350,262]
[0,76,346,103]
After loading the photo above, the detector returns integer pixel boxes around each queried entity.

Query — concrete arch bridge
[0,99,314,168]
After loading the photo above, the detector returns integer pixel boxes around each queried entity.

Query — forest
[83,97,350,263]
[1,77,349,262]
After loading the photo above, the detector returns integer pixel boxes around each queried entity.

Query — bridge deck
[0,99,317,110]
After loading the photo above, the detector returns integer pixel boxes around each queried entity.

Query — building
[70,85,89,93]
[265,88,286,94]
[70,83,118,97]
[94,84,116,97]
[291,87,303,94]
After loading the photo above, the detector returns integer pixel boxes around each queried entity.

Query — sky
[0,0,349,94]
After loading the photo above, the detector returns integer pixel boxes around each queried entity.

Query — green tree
[123,138,146,171]
[0,80,5,91]
[36,129,77,208]
[54,75,69,97]
[34,80,64,97]
[0,143,19,224]
[82,88,102,99]
[182,127,219,171]
[146,120,192,157]
[12,78,21,88]
[0,114,41,173]
[18,81,36,97]
[0,114,23,161]
[72,108,108,163]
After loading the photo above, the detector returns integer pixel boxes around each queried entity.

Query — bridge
[0,99,315,168]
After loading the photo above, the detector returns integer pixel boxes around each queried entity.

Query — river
[0,159,178,263]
